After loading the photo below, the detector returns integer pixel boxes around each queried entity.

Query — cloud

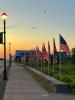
[30,26,37,30]
[43,9,47,13]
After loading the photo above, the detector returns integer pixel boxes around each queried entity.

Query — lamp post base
[3,76,8,80]
[3,69,8,80]
[3,77,8,80]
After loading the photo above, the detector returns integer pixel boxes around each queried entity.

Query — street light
[1,12,8,80]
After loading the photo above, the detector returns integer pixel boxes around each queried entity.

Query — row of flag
[21,34,70,64]
[21,34,70,80]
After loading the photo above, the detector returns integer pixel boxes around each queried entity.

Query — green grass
[37,63,75,94]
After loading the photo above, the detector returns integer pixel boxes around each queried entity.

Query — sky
[0,0,75,58]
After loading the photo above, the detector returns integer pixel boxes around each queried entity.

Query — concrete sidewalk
[3,63,75,100]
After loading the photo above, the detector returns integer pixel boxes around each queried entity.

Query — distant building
[14,50,32,62]
[14,50,71,63]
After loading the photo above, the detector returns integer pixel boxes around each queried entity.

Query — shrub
[61,75,72,83]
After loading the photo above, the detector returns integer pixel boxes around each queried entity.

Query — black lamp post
[1,12,8,80]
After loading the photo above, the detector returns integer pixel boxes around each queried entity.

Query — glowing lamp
[1,12,7,21]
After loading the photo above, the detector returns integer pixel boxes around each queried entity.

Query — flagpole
[44,60,45,73]
[41,58,42,71]
[48,41,50,75]
[34,60,35,68]
[59,51,61,80]
[53,38,54,77]
[36,59,37,69]
[53,53,54,77]
[59,35,62,80]
[42,59,43,72]
[48,60,49,75]
[38,59,39,70]
[37,59,38,69]
[37,59,38,70]
[35,59,36,68]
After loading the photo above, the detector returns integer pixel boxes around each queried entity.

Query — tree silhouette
[71,48,75,64]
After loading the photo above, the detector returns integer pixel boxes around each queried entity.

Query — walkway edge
[25,66,69,93]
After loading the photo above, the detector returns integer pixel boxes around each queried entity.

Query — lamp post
[1,12,8,80]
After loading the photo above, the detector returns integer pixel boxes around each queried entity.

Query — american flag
[48,41,50,56]
[36,46,42,60]
[31,49,36,60]
[48,41,51,63]
[42,43,48,60]
[21,55,26,61]
[53,38,58,64]
[60,34,70,55]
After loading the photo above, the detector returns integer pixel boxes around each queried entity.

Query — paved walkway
[3,63,75,100]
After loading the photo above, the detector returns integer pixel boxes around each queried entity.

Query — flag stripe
[53,38,58,64]
[60,35,70,55]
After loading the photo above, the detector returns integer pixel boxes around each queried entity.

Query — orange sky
[0,25,74,58]
[0,34,74,59]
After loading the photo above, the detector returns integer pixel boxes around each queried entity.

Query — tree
[71,48,75,64]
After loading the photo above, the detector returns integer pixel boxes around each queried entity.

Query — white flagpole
[59,51,61,80]
[41,58,42,71]
[44,60,45,73]
[34,60,35,68]
[42,59,44,72]
[59,35,62,80]
[38,59,39,70]
[48,60,49,75]
[53,53,54,77]
[37,59,38,69]
[34,60,36,68]
[36,59,37,69]
[53,39,54,77]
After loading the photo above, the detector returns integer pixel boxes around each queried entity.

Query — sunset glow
[0,0,75,58]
